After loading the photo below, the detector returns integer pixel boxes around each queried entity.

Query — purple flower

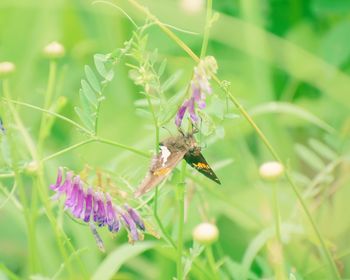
[93,192,107,227]
[72,184,85,218]
[175,101,188,127]
[106,194,120,232]
[0,117,5,134]
[83,187,93,222]
[65,176,80,208]
[50,167,63,190]
[125,204,145,231]
[121,211,139,241]
[175,57,217,128]
[49,168,147,247]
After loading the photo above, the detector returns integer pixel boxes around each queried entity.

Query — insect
[134,132,221,197]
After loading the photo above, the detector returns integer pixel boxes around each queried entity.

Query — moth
[134,132,221,197]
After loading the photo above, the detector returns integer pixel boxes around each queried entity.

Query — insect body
[134,133,220,197]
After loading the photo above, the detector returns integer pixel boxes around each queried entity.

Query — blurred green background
[1,0,350,279]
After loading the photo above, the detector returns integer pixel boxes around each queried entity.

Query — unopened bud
[43,41,65,58]
[181,0,204,14]
[0,61,15,77]
[26,161,39,175]
[192,222,219,245]
[259,161,284,181]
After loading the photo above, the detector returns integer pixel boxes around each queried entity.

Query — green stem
[200,0,213,58]
[153,185,177,249]
[176,161,186,280]
[2,79,83,278]
[94,99,102,136]
[96,137,151,157]
[272,183,282,243]
[205,245,218,280]
[38,60,57,151]
[0,172,15,178]
[3,98,92,136]
[41,139,95,163]
[271,183,286,280]
[2,79,38,273]
[124,2,340,278]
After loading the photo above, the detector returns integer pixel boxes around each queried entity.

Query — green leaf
[149,48,158,64]
[249,102,336,134]
[85,65,101,93]
[81,80,98,108]
[0,263,21,280]
[308,138,338,161]
[158,58,167,77]
[94,54,114,81]
[79,89,93,115]
[75,106,94,132]
[295,143,326,171]
[92,242,155,280]
[319,20,350,66]
[161,70,182,92]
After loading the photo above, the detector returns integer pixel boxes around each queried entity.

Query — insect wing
[134,146,187,197]
[184,150,221,184]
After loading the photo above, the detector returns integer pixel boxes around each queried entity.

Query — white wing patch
[160,146,171,167]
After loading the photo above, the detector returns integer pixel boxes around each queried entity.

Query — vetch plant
[50,167,146,249]
[0,1,345,279]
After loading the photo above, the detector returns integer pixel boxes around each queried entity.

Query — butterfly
[134,132,221,197]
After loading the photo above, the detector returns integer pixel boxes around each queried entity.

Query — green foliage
[1,0,350,280]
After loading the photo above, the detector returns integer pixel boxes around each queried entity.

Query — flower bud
[25,160,39,175]
[181,0,204,13]
[259,161,284,181]
[0,61,15,77]
[43,41,65,58]
[192,222,219,245]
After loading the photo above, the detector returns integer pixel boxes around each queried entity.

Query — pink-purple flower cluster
[50,167,145,242]
[175,56,218,127]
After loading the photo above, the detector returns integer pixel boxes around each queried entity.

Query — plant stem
[2,79,84,278]
[38,60,57,151]
[3,98,92,136]
[271,182,286,280]
[0,172,15,178]
[272,183,282,243]
[2,79,38,273]
[176,160,186,280]
[123,4,340,277]
[200,0,213,58]
[205,245,219,280]
[96,137,151,157]
[153,184,177,249]
[41,139,95,163]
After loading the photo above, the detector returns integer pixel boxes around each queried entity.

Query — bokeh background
[1,0,350,279]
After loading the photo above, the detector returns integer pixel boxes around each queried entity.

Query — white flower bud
[192,222,219,245]
[259,161,284,181]
[43,41,65,58]
[0,61,15,77]
[25,160,39,175]
[181,0,204,14]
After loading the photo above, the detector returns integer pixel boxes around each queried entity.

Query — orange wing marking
[153,167,171,176]
[194,162,210,169]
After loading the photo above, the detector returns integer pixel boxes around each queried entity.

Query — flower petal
[72,183,85,218]
[65,176,80,208]
[83,187,93,222]
[188,97,198,122]
[122,211,139,241]
[175,100,188,127]
[106,194,120,232]
[125,204,145,231]
[50,167,63,190]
